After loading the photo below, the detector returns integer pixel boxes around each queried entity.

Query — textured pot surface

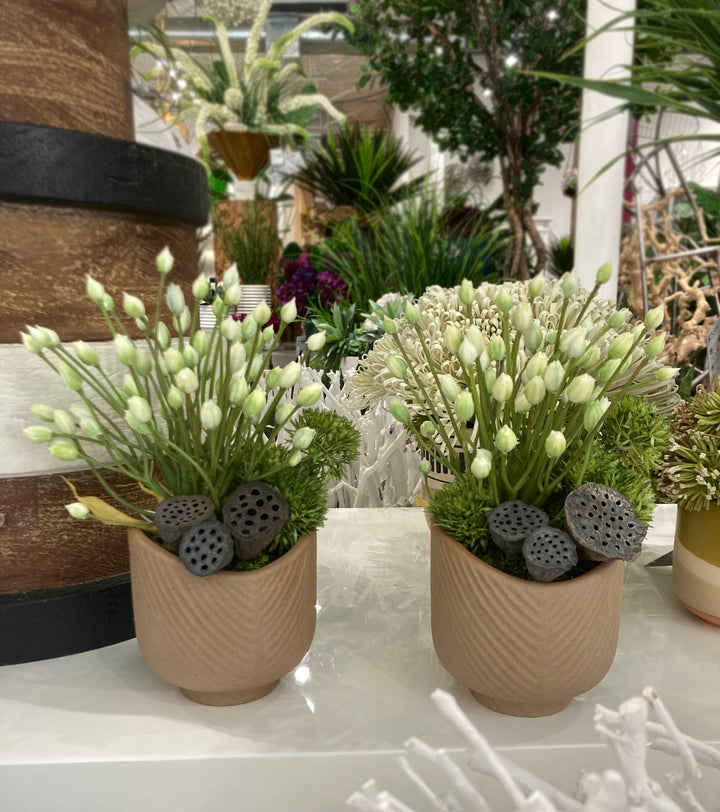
[208,131,279,181]
[430,523,624,717]
[673,503,720,627]
[129,529,317,705]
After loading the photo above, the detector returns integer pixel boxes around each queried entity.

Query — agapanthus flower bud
[443,325,462,353]
[514,392,531,414]
[559,326,588,359]
[248,353,263,380]
[200,400,222,430]
[279,361,301,389]
[166,283,185,316]
[21,332,42,354]
[388,400,411,424]
[182,345,199,368]
[253,301,271,326]
[457,338,478,366]
[455,390,475,421]
[595,262,613,285]
[420,420,436,438]
[465,325,484,352]
[224,284,243,306]
[23,425,54,443]
[544,360,565,392]
[123,374,139,397]
[545,430,566,458]
[243,389,266,421]
[307,331,326,352]
[471,448,493,480]
[596,358,621,381]
[164,385,183,410]
[114,334,137,366]
[242,315,258,340]
[53,409,75,435]
[645,333,667,358]
[579,345,601,370]
[266,368,281,390]
[418,459,431,475]
[655,367,679,382]
[386,354,407,379]
[280,298,297,324]
[127,396,153,423]
[632,323,645,340]
[124,411,152,435]
[404,303,419,324]
[175,306,191,334]
[227,343,246,373]
[644,305,665,331]
[491,373,513,403]
[478,349,490,371]
[287,449,303,467]
[484,368,497,393]
[566,373,595,404]
[560,272,579,298]
[164,348,185,374]
[212,296,226,319]
[523,323,543,353]
[487,335,506,361]
[528,274,545,298]
[174,367,199,394]
[49,440,79,461]
[275,401,295,426]
[191,329,209,358]
[608,309,631,329]
[59,362,83,392]
[156,246,174,274]
[510,302,533,332]
[524,375,546,405]
[292,426,316,450]
[123,293,146,320]
[223,264,239,288]
[608,332,634,359]
[495,425,518,453]
[523,352,548,382]
[73,341,99,366]
[438,374,460,401]
[192,275,210,301]
[65,502,90,519]
[459,279,474,305]
[262,325,275,345]
[220,316,241,342]
[494,287,514,314]
[86,275,105,304]
[28,326,60,348]
[31,404,56,422]
[228,374,249,405]
[584,397,610,431]
[297,382,322,407]
[79,417,102,439]
[156,321,171,350]
[101,293,114,312]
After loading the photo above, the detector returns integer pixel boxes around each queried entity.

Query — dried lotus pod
[154,494,216,547]
[222,481,289,561]
[565,483,646,562]
[522,527,578,582]
[487,500,549,560]
[178,520,234,576]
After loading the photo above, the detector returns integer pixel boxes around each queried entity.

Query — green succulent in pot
[21,248,360,575]
[348,267,678,580]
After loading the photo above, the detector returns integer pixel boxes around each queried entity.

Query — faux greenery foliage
[295,124,424,213]
[290,409,361,483]
[346,0,585,279]
[214,203,279,285]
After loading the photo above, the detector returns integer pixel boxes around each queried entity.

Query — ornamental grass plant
[349,268,678,573]
[21,249,360,571]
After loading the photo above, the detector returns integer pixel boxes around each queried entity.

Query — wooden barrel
[0,0,209,664]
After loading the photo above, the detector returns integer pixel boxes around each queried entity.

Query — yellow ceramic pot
[673,503,720,627]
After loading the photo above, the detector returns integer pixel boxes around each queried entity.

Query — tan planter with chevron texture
[430,523,624,717]
[128,528,316,706]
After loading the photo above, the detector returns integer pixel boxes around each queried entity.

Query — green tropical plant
[214,203,279,285]
[295,124,423,214]
[346,0,586,279]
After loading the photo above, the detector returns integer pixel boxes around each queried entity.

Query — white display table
[1,505,719,811]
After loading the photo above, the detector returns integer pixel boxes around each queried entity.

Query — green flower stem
[575,283,601,326]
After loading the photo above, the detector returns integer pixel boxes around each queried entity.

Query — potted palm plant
[661,377,720,626]
[21,248,360,705]
[134,0,353,178]
[348,268,677,716]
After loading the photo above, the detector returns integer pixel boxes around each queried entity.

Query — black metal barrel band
[0,122,208,225]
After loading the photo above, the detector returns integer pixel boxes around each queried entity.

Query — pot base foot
[681,602,720,628]
[469,690,571,718]
[181,680,280,706]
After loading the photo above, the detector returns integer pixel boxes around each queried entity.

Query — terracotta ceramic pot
[430,522,625,717]
[673,503,720,627]
[128,528,317,705]
[208,130,279,180]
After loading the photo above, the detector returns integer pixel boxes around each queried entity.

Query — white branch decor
[348,688,720,812]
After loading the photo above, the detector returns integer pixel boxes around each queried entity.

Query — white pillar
[574,0,636,300]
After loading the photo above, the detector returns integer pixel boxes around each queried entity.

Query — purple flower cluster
[276,251,347,316]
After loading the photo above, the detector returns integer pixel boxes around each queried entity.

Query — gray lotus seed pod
[154,494,216,547]
[522,526,579,582]
[222,481,289,561]
[487,500,549,560]
[178,520,234,576]
[565,483,646,562]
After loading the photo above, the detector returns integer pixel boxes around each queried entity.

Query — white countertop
[1,505,719,811]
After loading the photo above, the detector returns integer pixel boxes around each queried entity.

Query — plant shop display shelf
[1,506,719,812]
